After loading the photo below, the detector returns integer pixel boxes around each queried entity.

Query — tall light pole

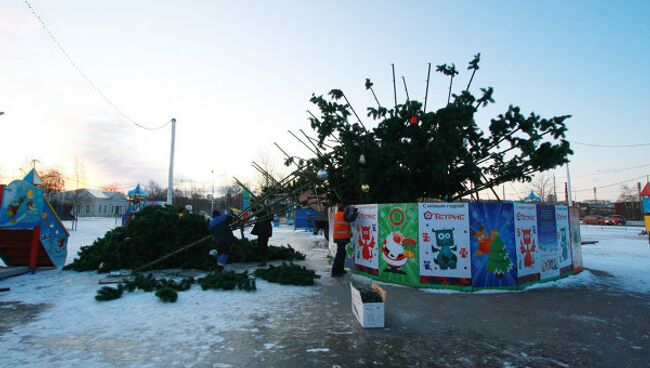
[167,118,176,205]
[211,169,215,214]
[566,162,574,206]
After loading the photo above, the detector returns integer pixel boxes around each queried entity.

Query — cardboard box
[350,282,386,328]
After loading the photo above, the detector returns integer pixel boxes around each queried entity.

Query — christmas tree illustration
[486,234,512,278]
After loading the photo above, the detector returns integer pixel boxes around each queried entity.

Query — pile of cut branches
[254,263,320,286]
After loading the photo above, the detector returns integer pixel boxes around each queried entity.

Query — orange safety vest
[332,210,352,240]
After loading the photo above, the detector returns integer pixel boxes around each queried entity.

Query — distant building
[51,189,128,217]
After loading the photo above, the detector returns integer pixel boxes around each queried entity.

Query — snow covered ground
[1,219,649,367]
[1,218,322,368]
[580,224,650,294]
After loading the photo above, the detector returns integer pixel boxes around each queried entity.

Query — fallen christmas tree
[65,205,305,272]
[254,263,321,286]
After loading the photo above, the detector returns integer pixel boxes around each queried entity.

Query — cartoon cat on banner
[418,203,471,287]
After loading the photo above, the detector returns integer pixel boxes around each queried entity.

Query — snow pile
[581,225,650,294]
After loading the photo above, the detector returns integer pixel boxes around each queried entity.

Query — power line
[86,129,165,167]
[24,0,170,131]
[555,162,650,179]
[572,175,649,193]
[570,140,650,148]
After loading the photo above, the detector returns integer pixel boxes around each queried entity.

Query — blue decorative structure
[0,170,69,269]
[522,191,543,203]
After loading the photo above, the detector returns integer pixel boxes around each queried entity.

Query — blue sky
[1,0,648,200]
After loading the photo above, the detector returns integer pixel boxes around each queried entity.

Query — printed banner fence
[418,203,472,289]
[555,205,573,275]
[514,203,541,286]
[353,204,379,276]
[569,206,583,272]
[469,203,518,289]
[337,202,581,290]
[378,203,420,287]
[537,205,560,281]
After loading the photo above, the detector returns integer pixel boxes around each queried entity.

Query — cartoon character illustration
[472,222,512,278]
[471,223,498,256]
[431,228,458,270]
[559,227,568,260]
[382,231,416,274]
[519,228,536,268]
[357,225,375,260]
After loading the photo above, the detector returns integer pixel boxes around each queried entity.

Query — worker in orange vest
[332,204,353,277]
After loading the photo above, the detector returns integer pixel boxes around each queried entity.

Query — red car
[606,215,627,225]
[583,215,612,225]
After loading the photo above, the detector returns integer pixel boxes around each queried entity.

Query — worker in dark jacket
[251,209,273,266]
[208,210,235,272]
[331,204,353,277]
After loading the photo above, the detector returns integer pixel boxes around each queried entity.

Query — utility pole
[391,63,397,110]
[167,118,176,205]
[564,182,568,203]
[566,162,574,206]
[211,169,215,214]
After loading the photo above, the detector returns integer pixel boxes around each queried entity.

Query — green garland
[254,263,320,286]
[95,273,197,303]
[95,285,124,301]
[95,264,321,303]
[197,271,256,291]
[155,287,178,303]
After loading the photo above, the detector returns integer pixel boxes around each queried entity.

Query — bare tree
[219,182,243,212]
[529,172,552,201]
[143,180,164,200]
[253,148,285,191]
[618,184,638,202]
[40,169,66,197]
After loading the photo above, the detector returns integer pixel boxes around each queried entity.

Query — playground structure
[330,202,583,291]
[0,169,69,270]
[641,182,650,239]
[121,184,166,226]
